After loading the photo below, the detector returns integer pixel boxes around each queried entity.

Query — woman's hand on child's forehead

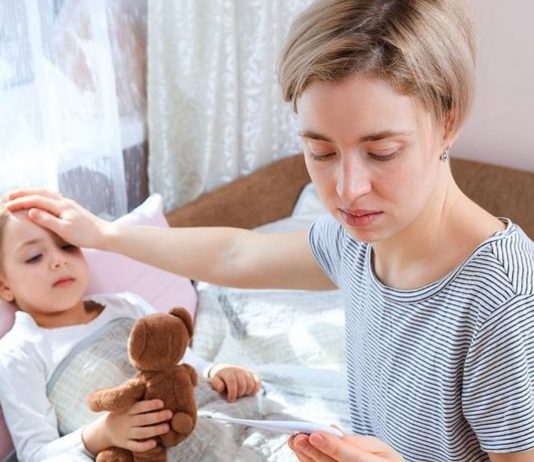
[5,188,63,203]
[5,189,64,215]
[3,188,109,250]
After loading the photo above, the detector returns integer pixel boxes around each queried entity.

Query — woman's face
[297,74,449,243]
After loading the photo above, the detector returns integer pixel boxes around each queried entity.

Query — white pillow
[291,182,326,218]
[83,194,197,315]
[255,182,327,233]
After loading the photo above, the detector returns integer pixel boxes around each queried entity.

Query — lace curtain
[0,0,147,218]
[148,0,314,211]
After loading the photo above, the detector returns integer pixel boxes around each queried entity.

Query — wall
[453,0,534,172]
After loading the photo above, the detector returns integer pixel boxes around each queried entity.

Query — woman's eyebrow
[360,130,414,142]
[298,130,332,141]
[298,129,414,142]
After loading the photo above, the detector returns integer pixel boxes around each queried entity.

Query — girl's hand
[83,399,173,454]
[4,188,113,249]
[288,432,405,462]
[207,364,261,402]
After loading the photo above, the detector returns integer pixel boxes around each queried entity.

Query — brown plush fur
[87,308,198,462]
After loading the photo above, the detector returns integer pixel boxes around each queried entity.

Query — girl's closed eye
[25,254,43,264]
[61,243,78,251]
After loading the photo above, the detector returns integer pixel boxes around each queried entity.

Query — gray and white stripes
[309,216,534,462]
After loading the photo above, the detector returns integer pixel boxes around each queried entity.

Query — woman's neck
[371,176,504,290]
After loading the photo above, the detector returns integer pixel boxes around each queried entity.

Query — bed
[0,153,532,461]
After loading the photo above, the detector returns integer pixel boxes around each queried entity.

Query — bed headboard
[165,154,534,239]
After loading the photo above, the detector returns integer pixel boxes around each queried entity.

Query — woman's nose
[336,156,372,201]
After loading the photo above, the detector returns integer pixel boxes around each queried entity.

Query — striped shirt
[309,215,534,461]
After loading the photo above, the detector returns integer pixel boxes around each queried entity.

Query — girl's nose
[49,251,68,270]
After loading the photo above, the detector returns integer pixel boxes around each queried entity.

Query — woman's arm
[488,451,534,462]
[6,190,335,290]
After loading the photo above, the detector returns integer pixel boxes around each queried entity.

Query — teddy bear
[87,307,198,462]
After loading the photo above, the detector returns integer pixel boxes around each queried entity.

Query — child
[0,208,261,462]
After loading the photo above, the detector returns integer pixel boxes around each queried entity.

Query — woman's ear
[443,112,460,149]
[0,279,14,303]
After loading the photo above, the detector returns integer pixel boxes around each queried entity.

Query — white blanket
[189,282,350,461]
[45,283,349,461]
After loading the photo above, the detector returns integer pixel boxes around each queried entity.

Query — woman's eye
[61,244,78,251]
[369,150,400,161]
[309,152,336,161]
[25,254,42,264]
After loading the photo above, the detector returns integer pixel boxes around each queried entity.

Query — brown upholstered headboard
[165,154,534,239]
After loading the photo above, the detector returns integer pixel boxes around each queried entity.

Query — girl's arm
[82,399,172,456]
[0,353,91,461]
[6,190,336,290]
[0,348,171,460]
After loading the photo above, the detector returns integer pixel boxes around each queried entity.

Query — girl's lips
[339,209,383,227]
[53,277,75,288]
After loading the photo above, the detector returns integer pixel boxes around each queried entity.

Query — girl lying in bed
[0,208,261,462]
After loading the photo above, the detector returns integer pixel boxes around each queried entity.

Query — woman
[6,0,534,461]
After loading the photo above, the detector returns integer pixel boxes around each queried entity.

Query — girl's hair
[277,0,477,135]
[0,207,9,274]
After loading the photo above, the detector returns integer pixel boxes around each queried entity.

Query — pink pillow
[0,193,197,460]
[83,193,197,315]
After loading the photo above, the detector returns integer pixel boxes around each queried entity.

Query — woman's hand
[207,364,261,402]
[4,188,113,249]
[288,432,405,462]
[83,399,172,454]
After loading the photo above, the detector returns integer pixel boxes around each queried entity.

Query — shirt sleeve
[308,214,346,286]
[0,346,92,462]
[182,347,213,377]
[462,294,534,453]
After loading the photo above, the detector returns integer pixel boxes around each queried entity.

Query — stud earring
[440,149,450,162]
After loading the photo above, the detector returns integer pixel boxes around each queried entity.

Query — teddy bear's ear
[169,307,194,338]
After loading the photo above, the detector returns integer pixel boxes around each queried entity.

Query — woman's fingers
[4,188,63,202]
[6,195,64,216]
[300,432,404,462]
[292,433,338,462]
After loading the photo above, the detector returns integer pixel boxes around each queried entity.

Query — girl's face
[297,74,451,243]
[0,211,89,320]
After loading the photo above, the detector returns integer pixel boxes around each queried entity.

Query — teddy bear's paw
[96,447,133,462]
[170,412,195,434]
[132,445,166,462]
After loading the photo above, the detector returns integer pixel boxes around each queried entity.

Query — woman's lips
[339,209,383,227]
[53,277,75,288]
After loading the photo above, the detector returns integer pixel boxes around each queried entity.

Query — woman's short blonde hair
[278,0,477,135]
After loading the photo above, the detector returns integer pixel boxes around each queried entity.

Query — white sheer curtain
[0,0,147,218]
[148,0,313,211]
